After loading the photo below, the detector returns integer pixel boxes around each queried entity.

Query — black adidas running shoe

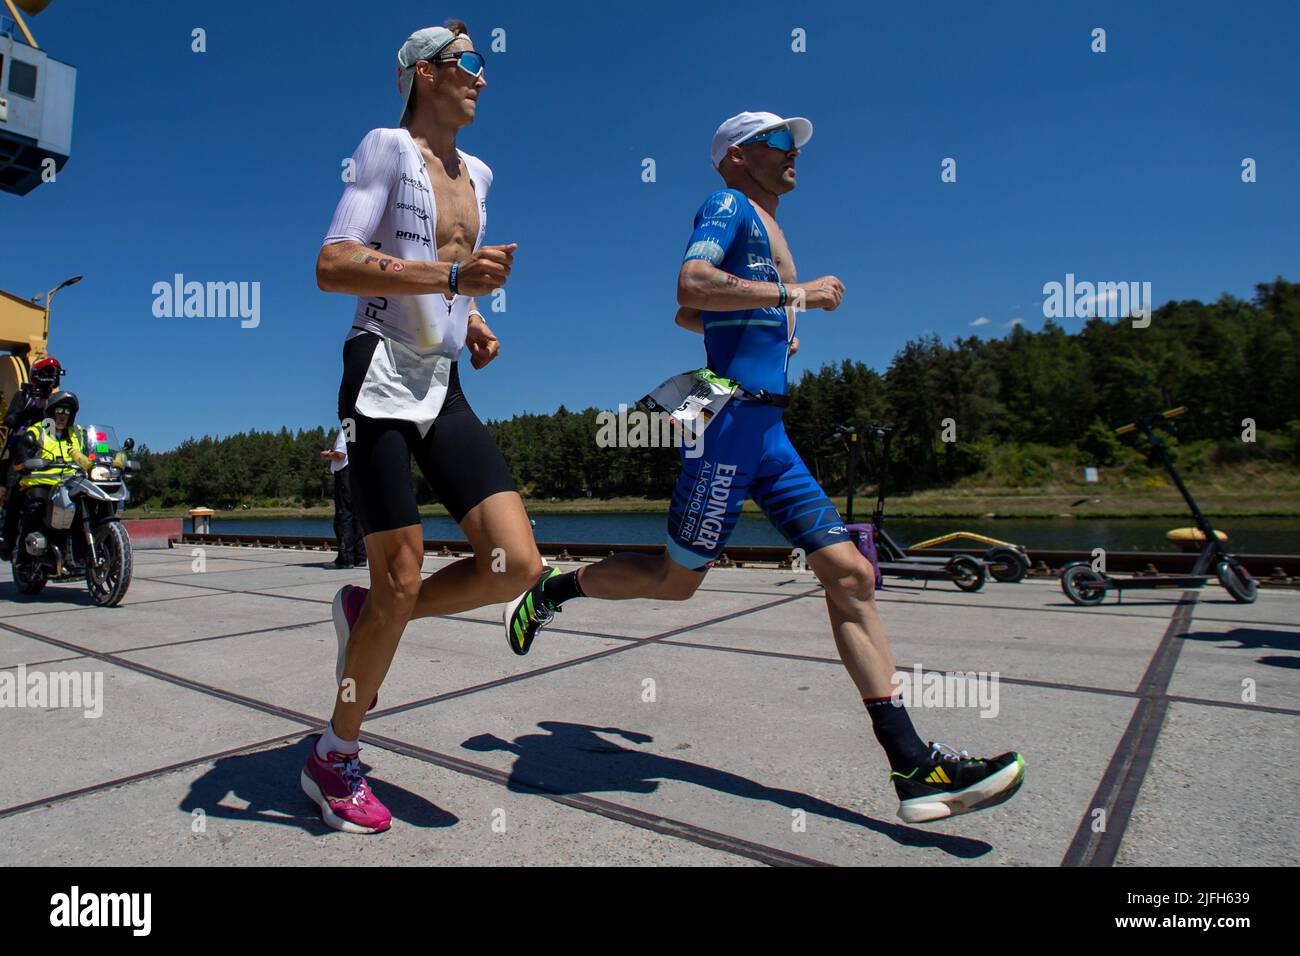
[504,565,563,656]
[891,742,1025,823]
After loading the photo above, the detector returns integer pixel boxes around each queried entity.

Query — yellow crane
[0,275,79,446]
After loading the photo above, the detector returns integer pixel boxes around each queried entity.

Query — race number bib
[639,368,739,439]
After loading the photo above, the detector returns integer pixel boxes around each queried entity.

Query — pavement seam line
[106,618,334,656]
[0,584,230,617]
[0,731,308,820]
[0,618,326,727]
[420,620,1300,717]
[366,586,825,719]
[1,654,89,671]
[1059,593,1199,868]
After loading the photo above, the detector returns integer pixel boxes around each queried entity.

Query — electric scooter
[843,425,988,592]
[1059,407,1258,605]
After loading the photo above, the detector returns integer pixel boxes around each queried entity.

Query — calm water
[201,513,1300,554]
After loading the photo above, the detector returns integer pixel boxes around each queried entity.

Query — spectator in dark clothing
[321,430,367,568]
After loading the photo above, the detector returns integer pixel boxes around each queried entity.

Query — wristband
[776,280,788,308]
[468,310,484,322]
[449,261,460,296]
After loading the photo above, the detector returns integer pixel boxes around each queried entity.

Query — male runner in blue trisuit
[505,111,1024,823]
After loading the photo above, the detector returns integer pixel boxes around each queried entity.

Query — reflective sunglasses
[740,127,797,153]
[431,49,485,79]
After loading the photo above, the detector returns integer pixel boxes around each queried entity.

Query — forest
[128,279,1300,509]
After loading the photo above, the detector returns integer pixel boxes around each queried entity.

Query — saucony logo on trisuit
[395,201,428,220]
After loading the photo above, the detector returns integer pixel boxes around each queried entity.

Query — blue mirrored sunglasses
[431,50,485,78]
[740,127,797,153]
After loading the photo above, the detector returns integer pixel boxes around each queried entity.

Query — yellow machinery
[0,277,77,445]
[0,287,48,443]
[0,277,78,512]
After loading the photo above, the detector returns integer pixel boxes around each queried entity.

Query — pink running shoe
[301,738,392,834]
[332,585,377,712]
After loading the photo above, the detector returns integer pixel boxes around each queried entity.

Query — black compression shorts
[338,333,517,534]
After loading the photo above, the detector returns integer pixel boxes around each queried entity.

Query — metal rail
[180,533,1300,580]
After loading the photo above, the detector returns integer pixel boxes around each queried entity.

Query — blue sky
[4,0,1297,451]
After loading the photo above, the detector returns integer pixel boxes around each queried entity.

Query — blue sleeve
[681,189,747,266]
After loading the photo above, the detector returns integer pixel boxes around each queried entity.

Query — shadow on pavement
[462,721,992,858]
[1184,627,1300,668]
[0,580,100,607]
[179,736,458,833]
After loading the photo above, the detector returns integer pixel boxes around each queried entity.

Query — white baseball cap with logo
[710,111,813,168]
[396,26,464,127]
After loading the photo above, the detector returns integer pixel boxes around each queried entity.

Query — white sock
[316,721,359,760]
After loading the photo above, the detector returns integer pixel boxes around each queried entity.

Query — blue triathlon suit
[666,188,850,570]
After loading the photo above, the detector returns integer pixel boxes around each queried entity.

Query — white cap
[710,111,813,168]
[396,26,462,126]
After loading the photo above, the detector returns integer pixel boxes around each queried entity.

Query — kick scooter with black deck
[1059,407,1258,606]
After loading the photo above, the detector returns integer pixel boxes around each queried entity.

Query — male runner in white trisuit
[303,20,543,834]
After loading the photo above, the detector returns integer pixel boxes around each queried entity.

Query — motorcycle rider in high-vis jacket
[0,390,89,561]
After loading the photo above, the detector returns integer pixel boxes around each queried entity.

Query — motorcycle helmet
[30,357,64,395]
[45,390,79,430]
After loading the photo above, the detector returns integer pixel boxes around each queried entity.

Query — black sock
[542,569,585,606]
[864,697,931,772]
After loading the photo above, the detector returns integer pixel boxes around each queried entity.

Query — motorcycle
[10,424,141,606]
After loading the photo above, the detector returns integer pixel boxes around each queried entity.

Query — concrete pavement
[2,544,1295,866]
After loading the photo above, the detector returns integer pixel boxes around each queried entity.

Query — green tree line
[130,279,1300,508]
